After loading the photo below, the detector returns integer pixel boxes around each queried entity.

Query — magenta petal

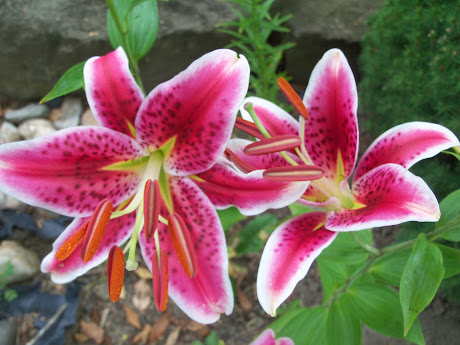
[250,329,294,345]
[257,212,337,316]
[0,127,144,216]
[240,97,300,137]
[303,49,358,181]
[354,122,460,182]
[135,49,250,176]
[41,213,136,283]
[84,47,144,137]
[139,176,233,324]
[326,164,441,231]
[195,157,308,216]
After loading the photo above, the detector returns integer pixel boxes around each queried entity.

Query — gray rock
[54,97,83,129]
[80,107,99,126]
[18,118,56,139]
[0,191,23,210]
[0,240,40,284]
[0,122,20,143]
[4,103,50,124]
[0,320,17,345]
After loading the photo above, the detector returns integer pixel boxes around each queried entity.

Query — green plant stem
[351,232,380,256]
[105,0,145,94]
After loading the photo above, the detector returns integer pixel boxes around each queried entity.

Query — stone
[0,122,20,143]
[0,240,40,284]
[0,191,23,210]
[54,97,83,129]
[0,320,17,345]
[80,107,99,126]
[18,118,56,139]
[4,103,50,124]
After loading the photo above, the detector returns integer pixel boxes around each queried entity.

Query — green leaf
[345,275,425,345]
[107,0,159,61]
[438,189,460,241]
[4,289,18,302]
[435,243,460,279]
[369,249,411,286]
[217,207,246,232]
[289,202,313,216]
[41,62,85,103]
[442,150,460,161]
[270,306,328,345]
[318,230,372,265]
[205,331,218,345]
[400,234,444,335]
[234,214,277,255]
[317,259,348,301]
[326,298,361,345]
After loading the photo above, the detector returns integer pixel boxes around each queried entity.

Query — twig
[25,304,68,345]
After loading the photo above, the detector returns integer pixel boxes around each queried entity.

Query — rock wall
[0,0,385,100]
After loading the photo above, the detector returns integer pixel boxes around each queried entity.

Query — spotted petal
[250,329,294,345]
[139,176,233,324]
[303,49,358,182]
[257,212,337,316]
[195,157,308,216]
[0,127,144,217]
[41,213,136,283]
[354,122,460,182]
[326,164,440,231]
[240,97,300,137]
[135,49,250,176]
[84,47,144,137]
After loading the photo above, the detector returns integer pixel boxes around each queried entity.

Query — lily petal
[41,213,136,283]
[250,329,294,345]
[195,157,309,216]
[354,122,460,182]
[139,176,233,324]
[326,164,440,231]
[303,49,358,182]
[0,127,144,217]
[135,49,250,176]
[240,97,299,137]
[257,212,337,316]
[84,47,144,137]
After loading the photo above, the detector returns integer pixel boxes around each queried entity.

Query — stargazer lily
[195,49,460,316]
[249,329,294,345]
[0,47,250,323]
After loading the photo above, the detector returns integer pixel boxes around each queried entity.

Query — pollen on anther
[55,220,89,261]
[107,245,125,303]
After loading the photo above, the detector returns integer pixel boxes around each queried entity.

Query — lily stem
[351,232,380,256]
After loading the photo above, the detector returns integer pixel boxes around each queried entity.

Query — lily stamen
[234,117,265,139]
[168,213,198,278]
[263,165,324,181]
[152,248,168,312]
[225,149,257,173]
[143,179,161,240]
[244,135,302,156]
[55,220,89,261]
[277,77,309,119]
[107,245,125,303]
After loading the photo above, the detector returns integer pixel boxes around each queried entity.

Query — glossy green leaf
[369,249,411,286]
[270,306,327,345]
[317,259,349,301]
[400,234,444,335]
[234,214,277,255]
[326,297,361,345]
[217,207,246,232]
[437,189,460,241]
[442,150,460,161]
[289,202,313,216]
[345,275,425,345]
[41,61,85,103]
[318,230,372,265]
[435,243,460,279]
[107,0,159,61]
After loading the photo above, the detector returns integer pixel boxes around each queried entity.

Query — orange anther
[81,199,113,262]
[234,118,265,139]
[55,220,89,261]
[167,213,198,278]
[107,245,125,303]
[143,179,161,240]
[152,248,168,312]
[277,77,309,119]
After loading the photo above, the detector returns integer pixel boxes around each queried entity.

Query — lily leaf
[217,207,246,232]
[318,230,371,265]
[326,297,361,345]
[435,243,460,279]
[41,61,85,103]
[234,214,277,255]
[400,234,444,335]
[438,189,460,241]
[369,249,411,286]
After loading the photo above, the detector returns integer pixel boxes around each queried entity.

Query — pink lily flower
[250,329,294,345]
[0,47,250,323]
[196,49,459,316]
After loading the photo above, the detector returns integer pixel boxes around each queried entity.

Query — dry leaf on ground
[132,279,152,312]
[164,326,181,345]
[133,324,152,344]
[149,310,171,343]
[124,305,142,329]
[135,267,153,280]
[80,320,104,344]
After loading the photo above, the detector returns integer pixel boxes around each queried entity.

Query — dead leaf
[133,279,152,312]
[164,326,181,345]
[124,305,142,329]
[133,324,152,344]
[135,267,153,280]
[74,332,88,343]
[237,287,253,311]
[149,311,171,343]
[185,320,207,332]
[80,320,104,344]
